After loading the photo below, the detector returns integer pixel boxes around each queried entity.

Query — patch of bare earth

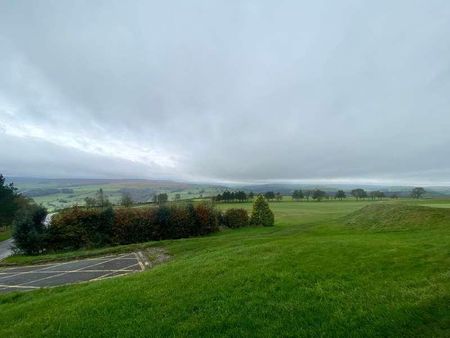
[138,248,171,269]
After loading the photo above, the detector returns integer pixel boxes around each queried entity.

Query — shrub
[13,205,48,255]
[194,203,219,235]
[48,206,114,251]
[250,195,274,227]
[168,204,196,239]
[224,208,249,228]
[113,208,155,244]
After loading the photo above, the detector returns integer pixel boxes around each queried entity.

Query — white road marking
[0,284,39,289]
[90,262,143,281]
[0,253,144,292]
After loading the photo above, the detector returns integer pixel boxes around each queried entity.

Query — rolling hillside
[1,199,449,336]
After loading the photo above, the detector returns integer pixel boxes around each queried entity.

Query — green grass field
[1,199,449,337]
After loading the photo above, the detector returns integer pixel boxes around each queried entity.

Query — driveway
[0,252,146,293]
[0,239,13,260]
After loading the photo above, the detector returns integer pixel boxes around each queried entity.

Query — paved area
[0,239,13,260]
[0,253,145,293]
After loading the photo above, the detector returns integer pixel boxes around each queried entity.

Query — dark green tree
[96,188,112,208]
[335,190,346,200]
[264,191,275,201]
[13,205,48,255]
[312,189,326,201]
[84,197,97,208]
[250,195,274,227]
[292,189,304,201]
[236,191,247,202]
[351,188,367,200]
[411,187,426,199]
[376,191,385,199]
[85,189,112,208]
[304,190,312,201]
[120,193,133,207]
[0,174,19,228]
[222,191,232,202]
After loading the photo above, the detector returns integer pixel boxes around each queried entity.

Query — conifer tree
[250,195,274,226]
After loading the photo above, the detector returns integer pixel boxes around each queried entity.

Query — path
[0,239,13,260]
[0,252,146,293]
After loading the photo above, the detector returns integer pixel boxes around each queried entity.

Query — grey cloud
[0,1,450,184]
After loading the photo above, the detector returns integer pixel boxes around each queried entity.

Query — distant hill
[10,177,226,211]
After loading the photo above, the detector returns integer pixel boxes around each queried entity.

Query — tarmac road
[0,252,145,293]
[0,239,13,260]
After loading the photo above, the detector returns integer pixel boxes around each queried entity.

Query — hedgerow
[14,201,270,254]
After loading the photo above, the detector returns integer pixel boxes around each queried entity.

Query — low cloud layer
[1,1,450,184]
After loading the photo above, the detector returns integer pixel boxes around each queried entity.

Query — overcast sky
[1,1,450,185]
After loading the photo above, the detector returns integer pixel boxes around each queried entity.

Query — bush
[193,203,219,235]
[223,209,249,228]
[48,206,114,251]
[250,195,274,227]
[113,208,155,244]
[13,205,48,255]
[167,204,196,239]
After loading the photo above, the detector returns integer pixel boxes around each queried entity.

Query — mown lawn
[0,199,449,337]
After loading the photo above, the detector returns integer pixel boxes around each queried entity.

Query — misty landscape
[0,1,449,337]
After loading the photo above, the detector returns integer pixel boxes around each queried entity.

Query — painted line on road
[19,255,138,287]
[90,262,143,281]
[0,253,137,279]
[0,267,141,277]
[0,284,39,289]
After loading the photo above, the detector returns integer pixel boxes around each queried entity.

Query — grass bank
[0,199,449,337]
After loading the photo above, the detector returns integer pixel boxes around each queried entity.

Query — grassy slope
[0,200,449,337]
[344,203,450,230]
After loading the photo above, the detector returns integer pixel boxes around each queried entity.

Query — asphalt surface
[0,239,13,260]
[0,253,145,293]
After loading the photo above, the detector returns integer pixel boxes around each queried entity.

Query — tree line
[291,187,426,201]
[214,191,254,202]
[214,187,426,203]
